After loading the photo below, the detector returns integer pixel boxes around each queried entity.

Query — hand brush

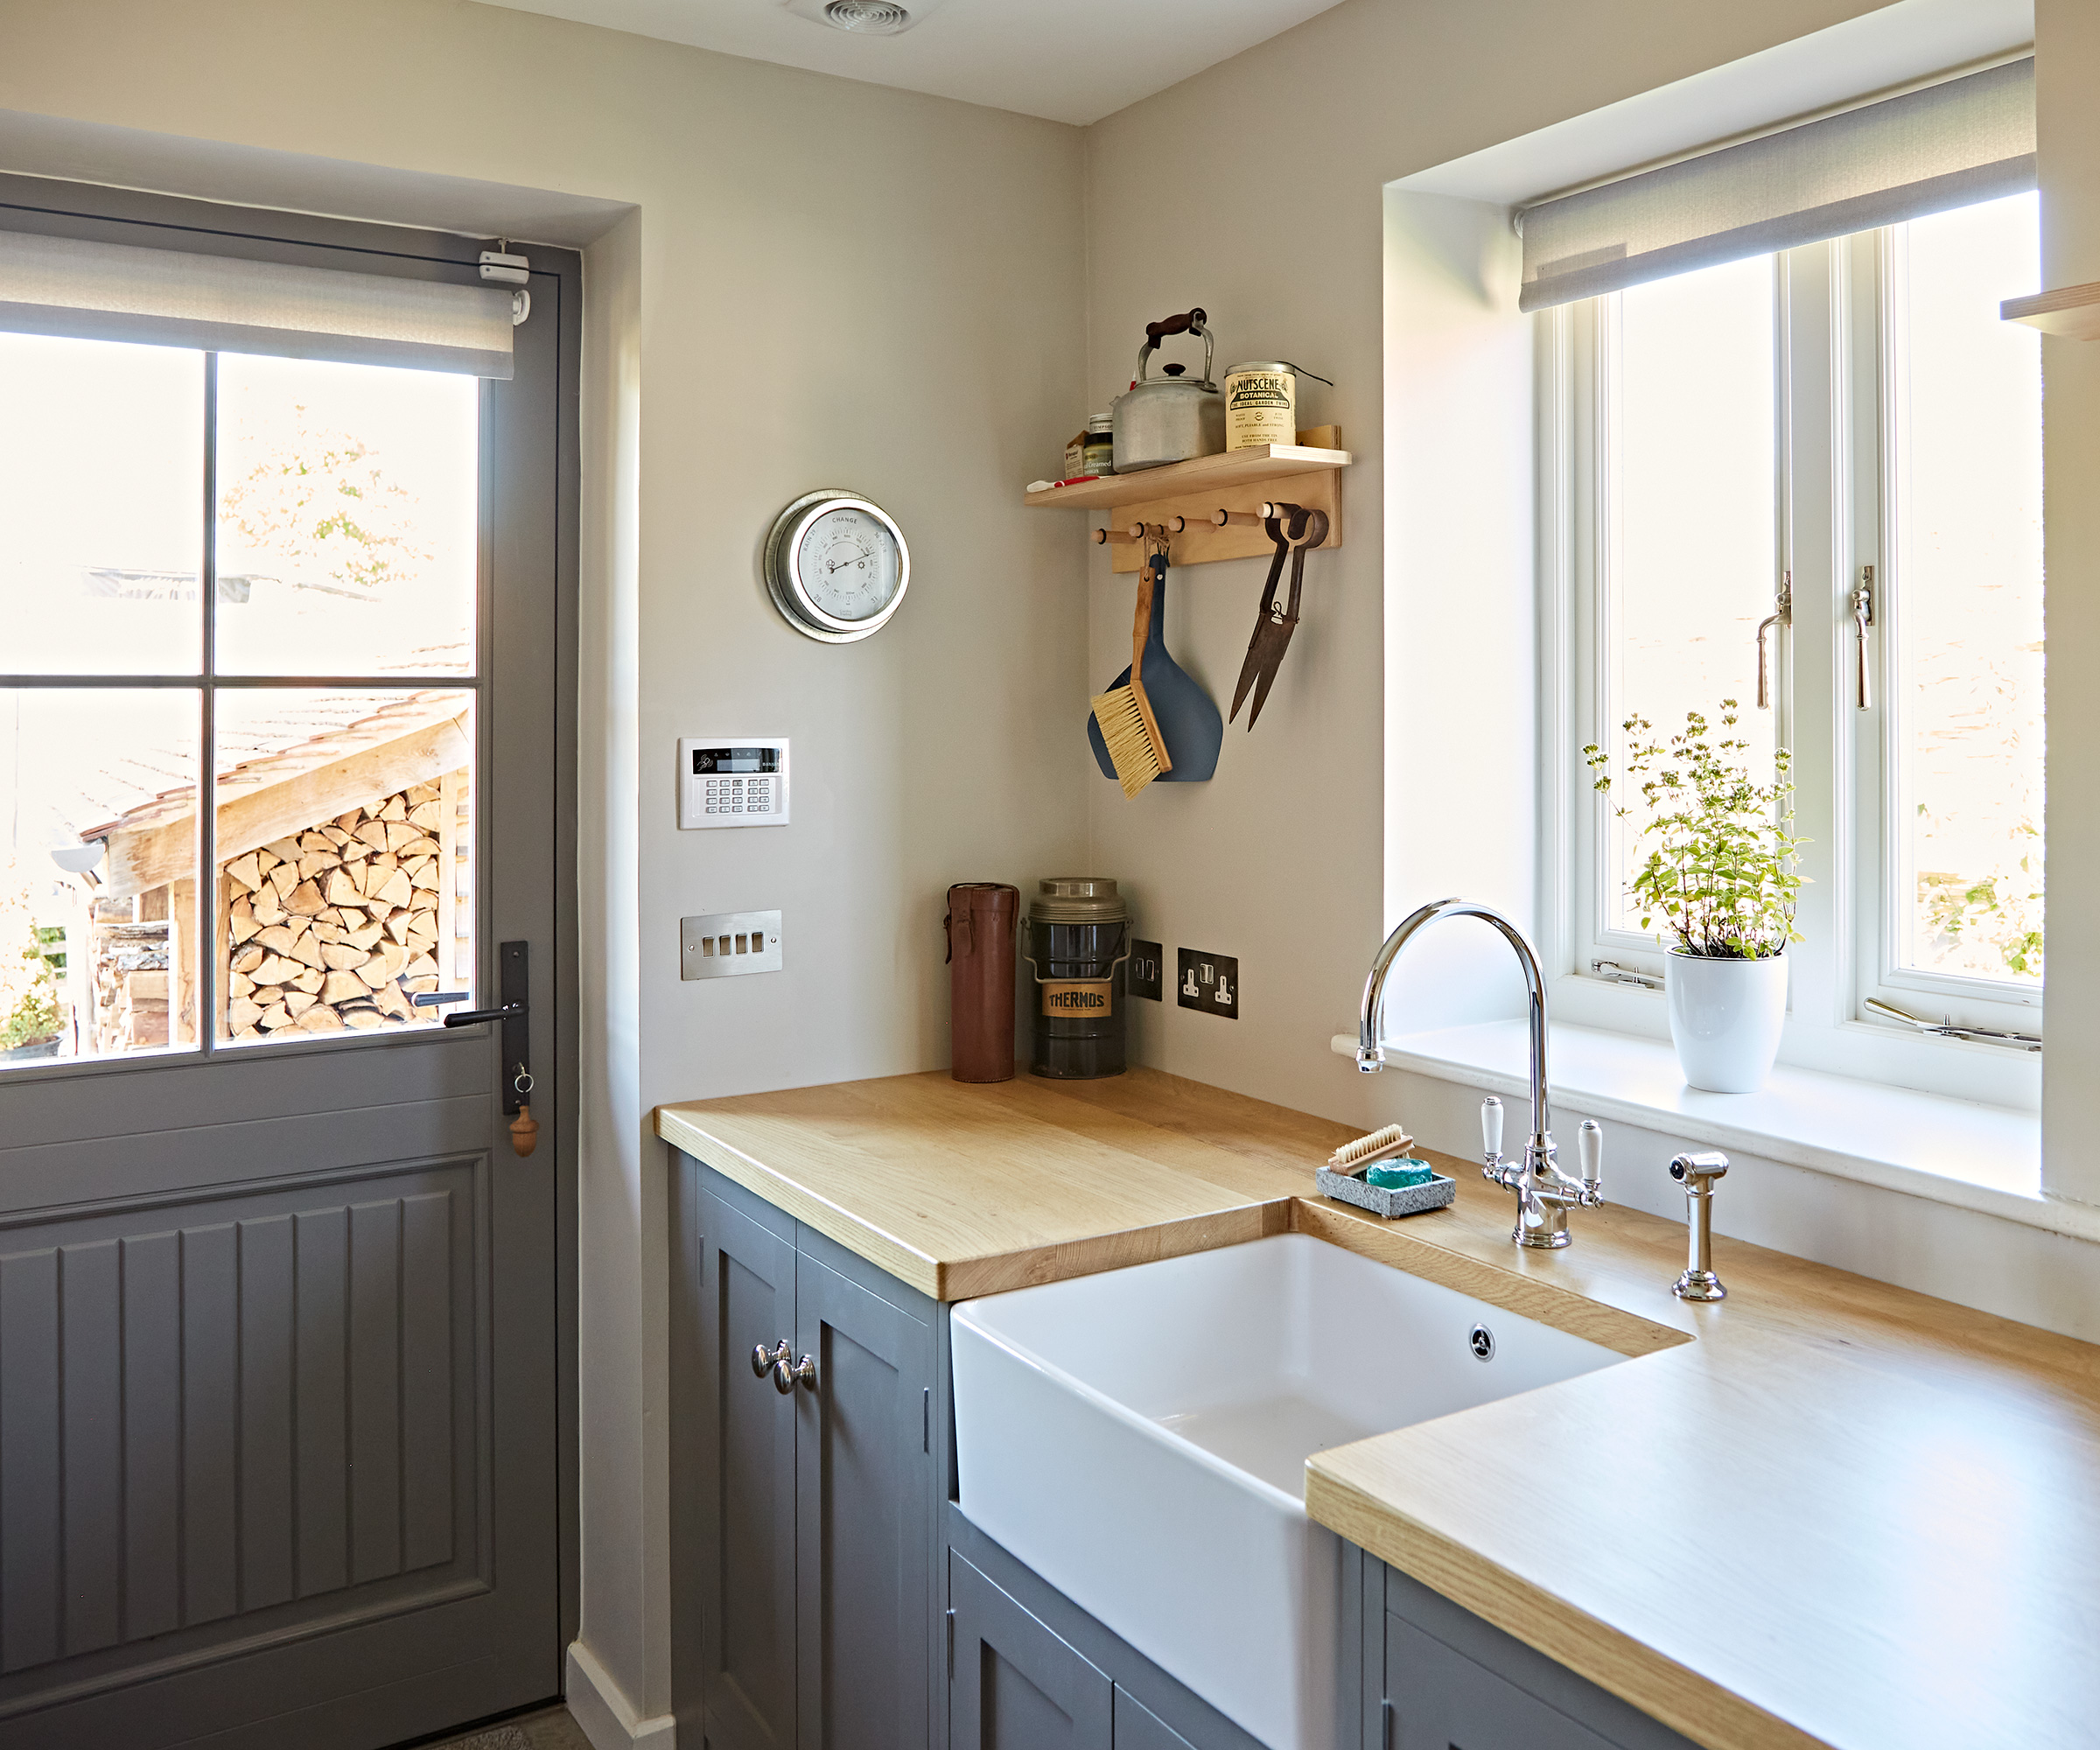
[1326,1123,1415,1175]
[1090,557,1173,798]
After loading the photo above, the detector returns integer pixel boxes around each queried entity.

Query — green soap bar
[1367,1158,1434,1189]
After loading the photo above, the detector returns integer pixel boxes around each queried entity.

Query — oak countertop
[655,1068,2100,1750]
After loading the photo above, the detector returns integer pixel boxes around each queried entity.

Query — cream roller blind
[0,229,517,376]
[1518,57,2035,312]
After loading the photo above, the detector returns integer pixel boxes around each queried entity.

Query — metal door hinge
[922,1386,930,1453]
[945,1607,956,1677]
[1591,959,1663,990]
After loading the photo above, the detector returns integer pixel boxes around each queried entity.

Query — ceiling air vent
[824,0,909,30]
[780,0,950,35]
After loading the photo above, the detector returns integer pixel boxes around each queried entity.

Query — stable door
[0,180,576,1748]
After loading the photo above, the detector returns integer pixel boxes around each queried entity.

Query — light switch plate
[1129,939,1164,1002]
[681,910,783,979]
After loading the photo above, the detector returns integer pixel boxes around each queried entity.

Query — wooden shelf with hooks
[1026,425,1350,573]
[2002,282,2100,340]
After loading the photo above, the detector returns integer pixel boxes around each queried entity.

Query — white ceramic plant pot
[1665,950,1788,1093]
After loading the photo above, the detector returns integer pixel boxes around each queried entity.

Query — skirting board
[566,1642,676,1750]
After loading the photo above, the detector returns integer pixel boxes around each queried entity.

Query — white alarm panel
[679,738,789,829]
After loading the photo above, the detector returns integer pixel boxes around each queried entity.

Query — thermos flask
[944,883,1019,1082]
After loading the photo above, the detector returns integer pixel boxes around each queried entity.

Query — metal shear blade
[1229,506,1327,730]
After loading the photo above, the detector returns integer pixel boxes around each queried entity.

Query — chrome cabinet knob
[752,1338,791,1378]
[772,1353,818,1395]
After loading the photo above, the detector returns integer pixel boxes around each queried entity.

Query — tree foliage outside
[0,867,62,1050]
[1586,701,1805,961]
[220,404,432,595]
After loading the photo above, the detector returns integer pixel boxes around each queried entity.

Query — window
[0,336,483,1068]
[1550,190,2043,1090]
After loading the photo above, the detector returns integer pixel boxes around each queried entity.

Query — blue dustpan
[1088,550,1222,784]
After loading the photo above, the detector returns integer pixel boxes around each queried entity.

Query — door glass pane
[214,355,479,677]
[214,690,472,1045]
[0,334,206,676]
[0,689,200,1066]
[1602,256,1779,936]
[1887,192,2044,988]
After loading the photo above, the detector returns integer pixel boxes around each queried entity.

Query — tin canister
[1224,361,1297,451]
[1023,877,1130,1080]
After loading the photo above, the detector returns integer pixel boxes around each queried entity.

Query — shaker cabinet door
[1385,1614,1617,1750]
[795,1251,936,1750]
[948,1555,1112,1750]
[700,1190,802,1750]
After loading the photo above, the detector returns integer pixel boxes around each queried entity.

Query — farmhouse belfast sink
[950,1233,1628,1750]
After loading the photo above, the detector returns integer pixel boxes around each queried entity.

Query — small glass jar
[1082,415,1114,477]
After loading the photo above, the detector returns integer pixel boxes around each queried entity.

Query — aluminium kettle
[1111,309,1226,473]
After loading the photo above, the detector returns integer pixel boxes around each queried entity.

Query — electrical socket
[1129,939,1165,1002]
[1176,948,1239,1019]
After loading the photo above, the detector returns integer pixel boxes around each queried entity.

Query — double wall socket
[681,909,782,979]
[1176,948,1238,1019]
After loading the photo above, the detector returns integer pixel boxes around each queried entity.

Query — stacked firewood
[94,908,171,1052]
[225,780,448,1038]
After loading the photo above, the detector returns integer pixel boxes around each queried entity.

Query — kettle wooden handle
[1145,307,1206,340]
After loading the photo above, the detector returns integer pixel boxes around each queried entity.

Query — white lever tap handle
[1578,1118,1603,1190]
[1481,1096,1503,1161]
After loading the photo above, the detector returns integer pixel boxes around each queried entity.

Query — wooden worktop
[656,1068,2100,1750]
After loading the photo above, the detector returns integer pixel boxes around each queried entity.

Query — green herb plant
[1585,702,1804,961]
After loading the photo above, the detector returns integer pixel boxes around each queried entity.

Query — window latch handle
[1851,565,1875,710]
[1754,571,1792,709]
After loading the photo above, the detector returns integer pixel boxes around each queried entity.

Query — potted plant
[1586,703,1803,1093]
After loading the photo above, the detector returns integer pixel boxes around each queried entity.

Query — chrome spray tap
[1669,1151,1730,1301]
[1356,897,1604,1250]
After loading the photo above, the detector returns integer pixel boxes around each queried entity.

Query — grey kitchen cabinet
[1369,1564,1701,1750]
[948,1552,1112,1750]
[672,1156,939,1750]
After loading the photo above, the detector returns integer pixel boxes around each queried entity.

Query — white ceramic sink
[950,1233,1628,1750]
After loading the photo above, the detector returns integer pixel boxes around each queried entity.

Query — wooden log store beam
[102,716,472,900]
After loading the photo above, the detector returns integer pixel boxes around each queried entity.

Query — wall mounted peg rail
[1032,425,1350,574]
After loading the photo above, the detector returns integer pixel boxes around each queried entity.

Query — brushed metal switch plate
[681,909,783,979]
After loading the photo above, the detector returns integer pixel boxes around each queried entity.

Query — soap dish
[1316,1162,1456,1219]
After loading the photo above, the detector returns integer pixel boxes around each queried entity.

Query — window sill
[1326,1019,2084,1242]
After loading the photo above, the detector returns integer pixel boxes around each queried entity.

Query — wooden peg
[1093,526,1139,545]
[1210,508,1266,528]
[1129,522,1169,542]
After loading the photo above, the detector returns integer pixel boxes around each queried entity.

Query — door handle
[752,1338,791,1378]
[773,1354,817,1394]
[416,941,534,1117]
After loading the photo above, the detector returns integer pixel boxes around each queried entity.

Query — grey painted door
[948,1554,1111,1750]
[0,180,575,1749]
[794,1250,934,1750]
[698,1187,802,1750]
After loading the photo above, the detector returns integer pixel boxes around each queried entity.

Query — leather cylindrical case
[945,883,1019,1083]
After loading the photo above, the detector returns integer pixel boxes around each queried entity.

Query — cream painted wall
[1083,0,1900,1126]
[0,2,1088,1736]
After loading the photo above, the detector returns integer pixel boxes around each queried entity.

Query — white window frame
[1541,223,2043,1110]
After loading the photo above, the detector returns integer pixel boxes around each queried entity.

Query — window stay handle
[1754,572,1792,710]
[1851,565,1875,710]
